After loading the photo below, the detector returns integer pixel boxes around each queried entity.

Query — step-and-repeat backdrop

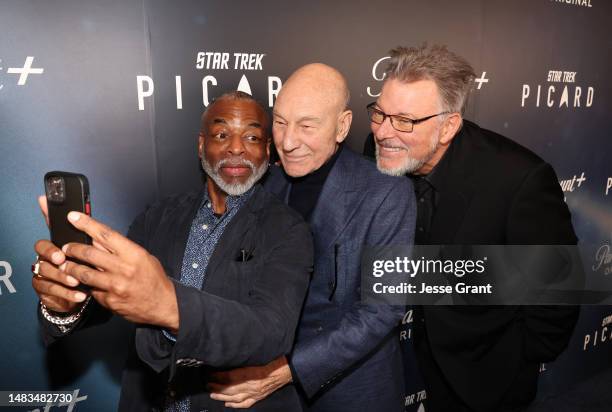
[0,1,610,410]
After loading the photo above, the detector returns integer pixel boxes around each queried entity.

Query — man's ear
[336,109,353,143]
[440,113,462,145]
[198,133,205,158]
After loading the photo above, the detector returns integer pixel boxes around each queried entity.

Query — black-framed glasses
[366,102,450,133]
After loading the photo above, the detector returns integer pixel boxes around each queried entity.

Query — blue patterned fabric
[164,186,254,412]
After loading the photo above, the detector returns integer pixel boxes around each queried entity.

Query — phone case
[44,171,91,248]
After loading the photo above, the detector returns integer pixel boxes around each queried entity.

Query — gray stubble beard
[201,157,269,196]
[375,130,441,176]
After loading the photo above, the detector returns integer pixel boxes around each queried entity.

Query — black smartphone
[44,171,92,292]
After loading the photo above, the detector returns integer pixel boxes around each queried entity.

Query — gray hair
[384,44,476,114]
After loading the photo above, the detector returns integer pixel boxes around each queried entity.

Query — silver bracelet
[40,296,92,326]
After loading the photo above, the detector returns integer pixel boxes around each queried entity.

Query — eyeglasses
[366,102,450,133]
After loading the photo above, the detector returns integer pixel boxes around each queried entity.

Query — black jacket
[366,120,580,411]
[40,184,313,412]
[414,121,580,412]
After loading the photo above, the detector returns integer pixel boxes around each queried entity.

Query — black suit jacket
[420,121,579,412]
[39,184,313,412]
[366,120,580,411]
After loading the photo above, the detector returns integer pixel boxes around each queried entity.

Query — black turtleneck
[288,144,343,220]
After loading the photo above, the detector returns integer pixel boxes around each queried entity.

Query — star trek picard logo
[136,50,281,111]
[582,314,612,351]
[405,389,426,408]
[521,70,594,109]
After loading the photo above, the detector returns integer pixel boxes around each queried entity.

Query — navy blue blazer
[263,146,417,411]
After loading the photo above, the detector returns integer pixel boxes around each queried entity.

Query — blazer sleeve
[290,178,416,398]
[134,218,313,380]
[506,162,582,362]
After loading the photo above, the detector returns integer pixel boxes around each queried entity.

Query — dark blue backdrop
[0,1,610,410]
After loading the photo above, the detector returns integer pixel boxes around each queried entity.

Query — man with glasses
[365,44,580,412]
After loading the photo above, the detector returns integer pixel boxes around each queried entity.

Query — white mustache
[376,141,408,150]
[214,158,255,171]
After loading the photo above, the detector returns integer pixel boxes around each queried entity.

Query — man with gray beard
[32,91,313,411]
[366,44,580,412]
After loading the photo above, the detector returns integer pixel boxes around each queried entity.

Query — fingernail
[67,212,81,222]
[74,292,87,302]
[62,245,68,253]
[51,251,62,264]
[59,262,67,271]
[66,276,79,286]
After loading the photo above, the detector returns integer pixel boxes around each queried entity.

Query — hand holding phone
[32,172,92,303]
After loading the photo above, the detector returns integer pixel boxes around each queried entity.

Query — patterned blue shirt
[165,185,254,412]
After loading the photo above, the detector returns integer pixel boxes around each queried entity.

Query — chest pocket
[214,259,258,302]
[331,240,363,305]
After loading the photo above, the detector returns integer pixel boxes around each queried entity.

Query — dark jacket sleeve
[290,178,416,398]
[507,162,582,362]
[37,298,113,347]
[135,217,313,379]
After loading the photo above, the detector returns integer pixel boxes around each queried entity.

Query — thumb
[38,195,49,227]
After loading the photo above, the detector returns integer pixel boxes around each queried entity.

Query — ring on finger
[31,255,42,278]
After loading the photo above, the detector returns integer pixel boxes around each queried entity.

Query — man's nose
[373,116,395,140]
[227,134,246,156]
[280,124,300,152]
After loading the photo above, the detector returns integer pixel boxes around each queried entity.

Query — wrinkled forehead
[378,78,442,112]
[202,99,267,130]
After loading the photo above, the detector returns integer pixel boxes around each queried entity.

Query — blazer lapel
[427,124,477,244]
[204,189,260,283]
[263,166,291,203]
[309,148,364,253]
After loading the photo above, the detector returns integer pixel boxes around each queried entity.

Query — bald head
[279,63,350,114]
[272,63,353,177]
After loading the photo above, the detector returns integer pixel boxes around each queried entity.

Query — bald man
[208,64,417,411]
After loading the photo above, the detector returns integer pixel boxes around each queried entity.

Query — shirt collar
[409,125,462,191]
[200,184,256,214]
[289,143,343,185]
